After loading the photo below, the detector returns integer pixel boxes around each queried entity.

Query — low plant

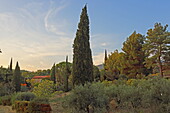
[14,92,36,101]
[63,83,109,113]
[1,95,12,106]
[28,97,51,112]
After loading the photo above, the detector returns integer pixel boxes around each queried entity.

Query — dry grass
[0,105,16,113]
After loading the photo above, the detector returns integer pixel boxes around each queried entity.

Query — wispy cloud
[44,2,68,36]
[0,1,73,71]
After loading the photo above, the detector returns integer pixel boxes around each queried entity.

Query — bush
[33,80,55,98]
[14,92,36,101]
[14,101,29,112]
[141,77,170,112]
[28,97,51,113]
[13,97,51,113]
[1,95,12,106]
[61,77,170,113]
[0,97,2,105]
[104,77,170,112]
[0,82,15,96]
[63,83,109,113]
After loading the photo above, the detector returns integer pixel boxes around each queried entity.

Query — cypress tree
[13,62,21,92]
[104,49,108,63]
[64,56,69,92]
[72,5,93,86]
[9,58,12,72]
[103,49,107,80]
[50,63,56,84]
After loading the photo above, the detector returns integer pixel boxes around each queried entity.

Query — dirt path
[0,106,16,113]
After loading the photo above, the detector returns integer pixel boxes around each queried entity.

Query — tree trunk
[158,57,163,77]
[158,45,163,77]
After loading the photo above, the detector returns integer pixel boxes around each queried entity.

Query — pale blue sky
[0,0,170,71]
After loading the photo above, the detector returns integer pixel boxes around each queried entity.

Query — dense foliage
[33,80,55,98]
[63,77,170,113]
[105,23,170,80]
[63,83,109,113]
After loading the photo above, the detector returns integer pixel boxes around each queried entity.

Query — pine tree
[50,63,56,84]
[144,23,170,77]
[72,5,93,86]
[13,62,21,92]
[64,56,69,92]
[122,31,146,78]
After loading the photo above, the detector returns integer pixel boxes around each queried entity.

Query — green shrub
[14,92,36,101]
[63,83,109,113]
[14,101,29,113]
[13,97,51,113]
[141,77,170,112]
[0,82,15,96]
[33,80,55,98]
[1,95,12,106]
[0,97,2,105]
[28,97,51,113]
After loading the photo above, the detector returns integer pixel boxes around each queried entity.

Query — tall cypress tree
[9,58,12,72]
[64,56,69,92]
[13,62,21,92]
[72,5,93,86]
[103,49,107,80]
[50,63,56,84]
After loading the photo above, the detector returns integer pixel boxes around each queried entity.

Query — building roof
[32,75,50,79]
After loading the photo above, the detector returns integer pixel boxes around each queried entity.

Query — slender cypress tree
[103,49,107,80]
[9,58,12,72]
[64,56,69,92]
[72,5,93,86]
[104,49,108,63]
[13,62,21,92]
[50,63,56,84]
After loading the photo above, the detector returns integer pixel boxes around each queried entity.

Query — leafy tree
[144,23,170,77]
[13,62,21,92]
[50,63,56,84]
[55,61,72,87]
[105,50,125,80]
[122,31,146,78]
[72,5,93,86]
[33,80,55,98]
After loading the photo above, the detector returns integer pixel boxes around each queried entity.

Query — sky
[0,0,170,71]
